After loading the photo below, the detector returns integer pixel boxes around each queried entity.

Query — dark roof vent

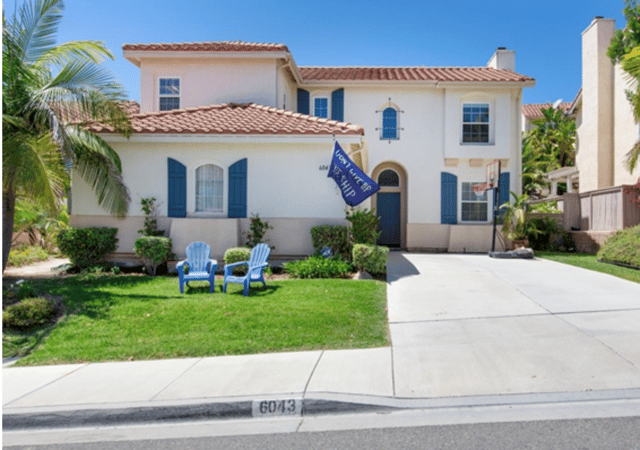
[595,16,604,19]
[498,47,507,50]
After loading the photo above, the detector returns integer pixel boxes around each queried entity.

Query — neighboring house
[536,17,640,252]
[71,42,535,260]
[521,102,572,133]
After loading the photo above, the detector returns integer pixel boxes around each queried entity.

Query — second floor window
[195,164,223,213]
[159,78,180,111]
[462,103,489,143]
[382,107,399,140]
[314,97,328,118]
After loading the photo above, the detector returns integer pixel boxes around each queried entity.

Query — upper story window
[314,97,328,118]
[159,78,180,111]
[195,164,223,213]
[382,107,399,140]
[462,103,489,143]
[461,181,488,222]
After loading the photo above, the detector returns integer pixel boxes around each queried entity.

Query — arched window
[378,169,400,187]
[382,107,398,140]
[195,164,224,213]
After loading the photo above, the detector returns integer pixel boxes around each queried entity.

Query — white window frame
[158,77,181,111]
[188,161,227,217]
[461,103,490,144]
[459,181,491,223]
[313,96,329,118]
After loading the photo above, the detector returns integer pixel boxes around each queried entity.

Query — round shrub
[284,256,352,279]
[352,244,389,275]
[134,236,173,276]
[224,247,252,275]
[57,227,118,269]
[310,225,351,261]
[2,297,56,330]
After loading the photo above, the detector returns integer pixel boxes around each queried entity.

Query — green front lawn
[5,274,388,366]
[536,252,640,284]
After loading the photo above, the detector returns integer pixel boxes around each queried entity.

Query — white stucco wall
[138,58,279,113]
[276,63,297,111]
[71,138,349,219]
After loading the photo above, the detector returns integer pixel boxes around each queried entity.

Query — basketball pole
[491,178,499,254]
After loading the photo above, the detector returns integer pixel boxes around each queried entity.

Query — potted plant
[499,192,538,249]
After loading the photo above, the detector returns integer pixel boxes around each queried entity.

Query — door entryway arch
[371,162,407,248]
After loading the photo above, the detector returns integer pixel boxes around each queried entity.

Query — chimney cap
[497,46,507,50]
[594,15,604,19]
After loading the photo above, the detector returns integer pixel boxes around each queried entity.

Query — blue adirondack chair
[176,242,217,294]
[223,243,271,296]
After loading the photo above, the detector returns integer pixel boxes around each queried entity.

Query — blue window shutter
[168,158,186,218]
[498,172,510,207]
[441,172,458,224]
[228,158,247,218]
[382,107,398,139]
[297,89,309,115]
[331,88,344,122]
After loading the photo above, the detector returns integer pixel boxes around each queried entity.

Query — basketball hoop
[472,182,491,195]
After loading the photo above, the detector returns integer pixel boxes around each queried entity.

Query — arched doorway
[371,163,407,248]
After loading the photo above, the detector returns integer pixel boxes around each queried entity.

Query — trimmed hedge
[352,244,389,275]
[310,225,351,260]
[134,236,173,276]
[597,225,640,268]
[57,227,118,269]
[284,256,352,279]
[224,247,252,274]
[3,297,56,330]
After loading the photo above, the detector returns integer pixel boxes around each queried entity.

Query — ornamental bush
[57,227,118,269]
[352,244,389,275]
[346,208,381,245]
[2,297,56,330]
[310,225,351,260]
[134,236,173,276]
[224,247,252,275]
[8,244,49,267]
[597,225,640,268]
[284,256,352,279]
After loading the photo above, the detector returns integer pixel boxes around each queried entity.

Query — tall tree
[608,0,640,173]
[521,107,576,197]
[3,0,131,272]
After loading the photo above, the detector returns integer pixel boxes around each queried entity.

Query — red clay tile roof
[122,41,289,53]
[299,66,534,83]
[86,103,363,136]
[522,102,572,119]
[56,101,140,124]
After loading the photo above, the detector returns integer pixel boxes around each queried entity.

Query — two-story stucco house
[71,41,535,260]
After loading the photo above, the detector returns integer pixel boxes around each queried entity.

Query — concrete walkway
[3,253,640,429]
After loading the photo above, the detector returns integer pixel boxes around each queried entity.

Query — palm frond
[35,40,114,68]
[624,140,640,173]
[12,0,65,64]
[67,127,130,216]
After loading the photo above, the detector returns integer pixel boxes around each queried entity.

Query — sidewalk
[4,253,640,429]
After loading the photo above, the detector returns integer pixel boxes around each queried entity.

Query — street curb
[2,399,393,430]
[5,388,640,431]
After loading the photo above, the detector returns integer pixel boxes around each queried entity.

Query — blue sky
[4,0,629,106]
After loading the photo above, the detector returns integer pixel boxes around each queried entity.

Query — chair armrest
[206,260,217,274]
[176,260,187,275]
[224,261,248,276]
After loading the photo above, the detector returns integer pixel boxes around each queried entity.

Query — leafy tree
[608,0,640,64]
[608,1,640,173]
[521,107,576,197]
[3,0,132,272]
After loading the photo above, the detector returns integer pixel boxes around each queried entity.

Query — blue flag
[327,142,380,207]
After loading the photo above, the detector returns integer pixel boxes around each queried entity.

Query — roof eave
[123,50,292,67]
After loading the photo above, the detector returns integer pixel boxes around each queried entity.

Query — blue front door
[377,192,401,247]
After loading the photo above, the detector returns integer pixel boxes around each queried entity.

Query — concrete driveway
[387,252,640,399]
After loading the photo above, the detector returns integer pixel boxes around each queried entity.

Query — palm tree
[3,0,132,272]
[622,46,640,173]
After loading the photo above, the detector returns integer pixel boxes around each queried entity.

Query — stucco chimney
[579,17,615,190]
[487,47,516,72]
